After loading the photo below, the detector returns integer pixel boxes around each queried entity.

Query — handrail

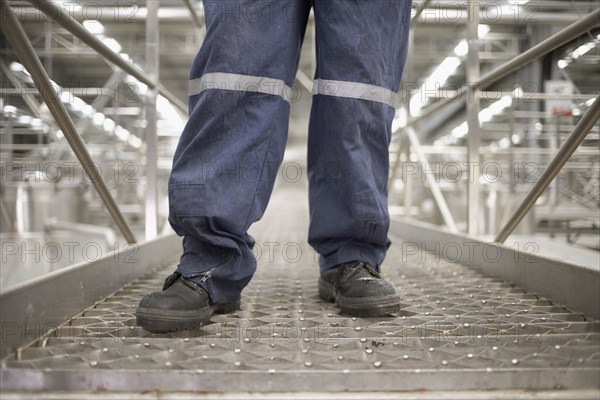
[396,5,600,239]
[24,0,188,115]
[402,8,600,129]
[0,1,137,244]
[495,96,600,243]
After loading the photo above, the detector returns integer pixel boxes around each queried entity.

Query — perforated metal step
[1,187,599,396]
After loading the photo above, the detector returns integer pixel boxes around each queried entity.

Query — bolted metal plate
[1,187,599,394]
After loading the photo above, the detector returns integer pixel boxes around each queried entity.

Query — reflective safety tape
[312,79,400,108]
[189,72,293,102]
[189,73,400,108]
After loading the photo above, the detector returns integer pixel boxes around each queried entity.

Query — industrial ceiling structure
[1,0,599,245]
[3,0,599,146]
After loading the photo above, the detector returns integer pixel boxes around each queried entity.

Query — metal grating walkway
[1,184,599,396]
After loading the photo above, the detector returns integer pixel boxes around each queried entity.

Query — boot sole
[135,298,240,334]
[318,278,400,318]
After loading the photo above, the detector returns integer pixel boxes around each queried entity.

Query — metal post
[388,133,407,194]
[145,1,159,240]
[403,144,413,217]
[0,112,15,233]
[549,115,561,206]
[0,1,137,244]
[390,4,416,206]
[43,19,52,77]
[24,0,187,115]
[466,0,480,235]
[495,96,600,243]
[392,16,416,187]
[391,144,412,213]
[499,103,516,228]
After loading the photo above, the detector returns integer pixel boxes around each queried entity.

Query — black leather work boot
[319,261,400,317]
[136,272,240,333]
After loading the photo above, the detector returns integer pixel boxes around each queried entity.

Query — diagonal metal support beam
[0,0,137,244]
[411,0,433,26]
[406,127,458,232]
[182,0,203,30]
[295,68,313,93]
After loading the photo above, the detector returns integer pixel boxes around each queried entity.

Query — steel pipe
[295,68,313,92]
[145,1,159,240]
[495,96,600,243]
[0,1,137,244]
[24,0,187,114]
[405,8,600,127]
[466,0,481,235]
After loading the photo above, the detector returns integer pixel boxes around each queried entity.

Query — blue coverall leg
[168,0,411,304]
[308,1,412,272]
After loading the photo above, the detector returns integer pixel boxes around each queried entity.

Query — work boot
[319,261,400,317]
[136,272,240,333]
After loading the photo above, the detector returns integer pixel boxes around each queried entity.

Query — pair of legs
[168,0,411,304]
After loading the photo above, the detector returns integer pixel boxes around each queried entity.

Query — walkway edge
[390,218,600,321]
[0,234,181,359]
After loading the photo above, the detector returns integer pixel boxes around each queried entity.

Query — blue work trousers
[168,0,412,303]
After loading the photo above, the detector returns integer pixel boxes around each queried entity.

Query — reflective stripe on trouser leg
[308,0,412,272]
[168,1,310,304]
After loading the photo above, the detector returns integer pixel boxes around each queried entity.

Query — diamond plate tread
[4,258,600,373]
[2,187,599,392]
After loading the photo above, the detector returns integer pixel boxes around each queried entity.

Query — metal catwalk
[1,183,599,399]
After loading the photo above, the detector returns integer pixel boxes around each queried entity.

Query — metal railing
[395,5,600,242]
[0,0,203,243]
[0,0,137,243]
[495,96,600,243]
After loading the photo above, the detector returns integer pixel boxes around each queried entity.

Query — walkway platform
[1,184,599,399]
